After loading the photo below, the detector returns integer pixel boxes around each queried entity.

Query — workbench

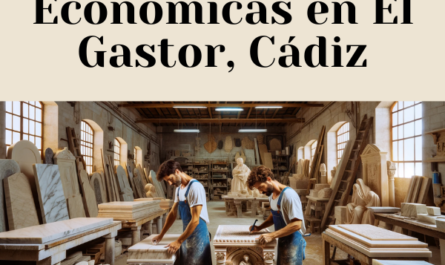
[323,225,431,265]
[374,212,445,265]
[119,209,169,245]
[0,220,121,265]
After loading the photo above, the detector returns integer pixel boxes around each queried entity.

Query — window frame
[114,138,121,166]
[5,101,44,154]
[336,122,350,165]
[390,101,423,178]
[80,121,94,175]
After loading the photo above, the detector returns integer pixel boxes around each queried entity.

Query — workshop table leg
[234,200,242,218]
[148,220,153,235]
[132,226,141,245]
[323,237,331,265]
[157,216,164,233]
[440,239,445,265]
[104,233,116,265]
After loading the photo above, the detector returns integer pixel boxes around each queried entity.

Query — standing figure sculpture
[231,158,251,195]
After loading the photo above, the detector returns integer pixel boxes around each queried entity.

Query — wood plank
[417,177,432,204]
[410,176,422,203]
[404,176,417,203]
[263,153,274,169]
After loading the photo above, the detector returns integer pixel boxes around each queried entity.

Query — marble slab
[54,148,80,198]
[401,203,427,218]
[337,224,416,241]
[126,163,136,198]
[98,201,162,220]
[6,141,43,223]
[325,228,432,258]
[0,217,113,244]
[115,165,134,201]
[90,172,107,205]
[329,225,426,248]
[133,174,146,198]
[427,206,441,216]
[416,214,443,225]
[373,260,433,265]
[213,225,276,247]
[78,168,98,217]
[0,159,21,232]
[33,164,70,224]
[435,218,445,230]
[67,194,86,218]
[368,207,401,213]
[127,234,179,264]
[4,172,40,230]
[149,170,166,199]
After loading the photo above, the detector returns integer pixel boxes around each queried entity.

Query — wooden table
[322,229,431,265]
[118,209,169,245]
[0,221,121,265]
[374,212,445,265]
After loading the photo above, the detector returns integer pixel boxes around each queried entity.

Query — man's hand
[165,240,182,255]
[257,233,275,245]
[152,234,164,244]
[249,225,262,233]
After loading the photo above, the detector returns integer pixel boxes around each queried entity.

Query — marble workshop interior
[2,101,445,265]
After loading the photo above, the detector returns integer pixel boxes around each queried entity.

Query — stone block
[436,218,445,230]
[334,206,347,225]
[401,203,427,218]
[417,214,438,225]
[427,206,441,216]
[318,188,332,198]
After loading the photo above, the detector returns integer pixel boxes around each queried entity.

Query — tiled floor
[116,201,442,265]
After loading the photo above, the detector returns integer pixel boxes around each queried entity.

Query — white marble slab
[149,170,166,199]
[0,218,113,244]
[325,228,431,258]
[115,165,134,201]
[213,225,276,247]
[33,164,69,224]
[127,234,180,264]
[373,260,433,265]
[368,207,401,213]
[98,201,162,220]
[401,203,427,218]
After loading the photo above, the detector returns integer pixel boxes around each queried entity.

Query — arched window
[114,138,121,166]
[336,122,350,165]
[81,121,94,175]
[297,147,304,161]
[5,101,43,154]
[311,141,318,161]
[391,101,423,178]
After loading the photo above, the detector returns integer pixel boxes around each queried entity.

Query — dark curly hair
[246,166,275,190]
[157,160,183,181]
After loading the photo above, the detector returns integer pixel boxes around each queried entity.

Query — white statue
[320,163,327,183]
[346,178,380,225]
[231,157,251,194]
[239,254,252,265]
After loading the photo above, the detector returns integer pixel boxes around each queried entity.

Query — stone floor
[116,201,442,265]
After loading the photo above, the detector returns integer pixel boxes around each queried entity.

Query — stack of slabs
[135,198,174,210]
[325,224,431,258]
[127,234,180,264]
[97,201,162,221]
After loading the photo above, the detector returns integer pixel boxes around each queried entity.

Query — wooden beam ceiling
[119,103,323,108]
[135,118,305,124]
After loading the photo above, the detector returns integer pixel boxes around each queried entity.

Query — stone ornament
[386,161,396,207]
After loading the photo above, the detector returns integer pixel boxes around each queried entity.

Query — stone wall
[286,101,445,207]
[0,101,158,172]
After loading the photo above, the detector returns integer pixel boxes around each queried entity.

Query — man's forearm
[177,217,199,243]
[159,206,178,236]
[271,221,301,239]
[258,214,274,230]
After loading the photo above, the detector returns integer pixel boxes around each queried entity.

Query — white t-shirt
[269,188,306,235]
[174,180,210,224]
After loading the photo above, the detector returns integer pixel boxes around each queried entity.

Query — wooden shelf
[425,128,445,135]
[425,158,445,163]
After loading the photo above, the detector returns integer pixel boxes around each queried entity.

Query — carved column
[387,161,396,207]
[131,226,141,245]
[215,249,227,265]
[104,233,116,265]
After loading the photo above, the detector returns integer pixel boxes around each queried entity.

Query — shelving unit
[181,163,210,201]
[210,162,230,201]
[272,154,290,179]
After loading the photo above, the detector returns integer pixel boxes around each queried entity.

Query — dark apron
[271,187,307,265]
[176,180,213,265]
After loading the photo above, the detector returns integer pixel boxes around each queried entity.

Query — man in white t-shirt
[152,160,212,265]
[247,166,306,265]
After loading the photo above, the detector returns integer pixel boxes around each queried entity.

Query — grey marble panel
[33,164,69,223]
